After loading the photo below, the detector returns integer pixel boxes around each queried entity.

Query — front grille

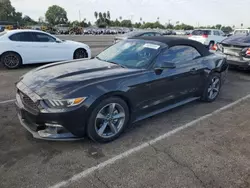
[18,90,39,113]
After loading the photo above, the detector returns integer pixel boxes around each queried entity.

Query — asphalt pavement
[1,38,250,188]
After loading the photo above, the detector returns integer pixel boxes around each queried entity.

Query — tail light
[242,47,250,57]
[210,44,218,51]
[246,48,250,56]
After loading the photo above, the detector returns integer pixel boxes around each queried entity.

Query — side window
[32,32,56,42]
[9,32,34,42]
[142,32,154,36]
[155,45,201,66]
[155,33,162,36]
[214,31,220,36]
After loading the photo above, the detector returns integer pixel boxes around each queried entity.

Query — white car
[188,29,227,48]
[233,29,250,36]
[0,29,91,69]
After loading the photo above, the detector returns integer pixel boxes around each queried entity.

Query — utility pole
[79,10,81,22]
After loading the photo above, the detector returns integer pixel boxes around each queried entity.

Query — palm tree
[103,12,107,20]
[94,12,98,20]
[140,17,142,22]
[157,17,159,22]
[107,11,110,20]
[99,12,103,20]
[119,16,122,21]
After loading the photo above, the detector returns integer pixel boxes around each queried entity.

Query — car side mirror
[55,39,62,43]
[154,62,176,75]
[156,61,176,69]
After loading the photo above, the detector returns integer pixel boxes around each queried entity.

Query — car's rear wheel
[1,52,22,69]
[202,73,221,102]
[87,97,129,143]
[73,48,88,59]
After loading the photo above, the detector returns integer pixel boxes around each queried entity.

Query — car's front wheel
[73,48,88,59]
[87,97,130,143]
[1,52,22,69]
[202,73,221,102]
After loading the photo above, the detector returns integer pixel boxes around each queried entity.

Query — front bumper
[16,83,88,141]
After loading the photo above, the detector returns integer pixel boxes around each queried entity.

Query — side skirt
[134,97,200,122]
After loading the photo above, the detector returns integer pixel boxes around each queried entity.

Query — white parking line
[0,99,15,105]
[49,93,250,188]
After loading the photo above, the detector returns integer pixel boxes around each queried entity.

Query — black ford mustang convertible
[16,36,228,142]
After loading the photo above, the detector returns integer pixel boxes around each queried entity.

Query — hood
[63,40,88,47]
[20,59,140,99]
[114,36,127,40]
[221,36,250,47]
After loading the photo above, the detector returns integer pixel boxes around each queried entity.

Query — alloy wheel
[208,77,220,100]
[75,49,87,59]
[95,103,126,138]
[3,54,19,68]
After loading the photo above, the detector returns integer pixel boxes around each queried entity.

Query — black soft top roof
[131,36,210,56]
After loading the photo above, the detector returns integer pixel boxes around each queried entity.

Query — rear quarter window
[192,30,211,35]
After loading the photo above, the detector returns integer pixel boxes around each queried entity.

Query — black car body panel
[219,35,250,69]
[16,37,227,140]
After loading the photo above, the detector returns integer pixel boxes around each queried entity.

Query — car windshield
[192,30,211,35]
[0,31,6,37]
[96,40,162,69]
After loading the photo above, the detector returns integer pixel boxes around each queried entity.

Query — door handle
[189,68,197,74]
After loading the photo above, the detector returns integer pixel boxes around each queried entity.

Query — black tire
[201,73,221,102]
[1,52,22,69]
[87,97,130,143]
[208,41,215,49]
[73,48,88,59]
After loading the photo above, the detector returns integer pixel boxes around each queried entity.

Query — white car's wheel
[1,52,22,69]
[73,48,88,59]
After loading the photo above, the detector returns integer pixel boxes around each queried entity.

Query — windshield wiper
[96,57,126,68]
[107,61,126,68]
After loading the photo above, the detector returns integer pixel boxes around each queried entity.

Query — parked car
[114,31,163,43]
[0,29,91,69]
[15,36,228,142]
[217,35,250,69]
[188,29,227,48]
[232,29,250,36]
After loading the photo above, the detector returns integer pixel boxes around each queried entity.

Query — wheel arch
[88,91,133,115]
[73,47,89,59]
[0,51,23,65]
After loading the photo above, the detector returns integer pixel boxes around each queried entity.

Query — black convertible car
[16,37,228,142]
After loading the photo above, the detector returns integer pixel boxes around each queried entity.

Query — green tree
[0,0,22,23]
[22,15,37,25]
[166,24,174,29]
[103,12,107,20]
[98,12,103,20]
[221,26,233,33]
[120,20,132,27]
[107,11,110,20]
[94,11,98,20]
[215,24,222,29]
[45,5,68,25]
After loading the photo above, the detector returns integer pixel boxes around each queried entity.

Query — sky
[11,0,250,27]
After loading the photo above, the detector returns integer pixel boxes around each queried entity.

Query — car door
[149,45,204,108]
[8,32,40,64]
[31,32,70,62]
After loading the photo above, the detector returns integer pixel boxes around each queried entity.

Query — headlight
[44,97,87,108]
